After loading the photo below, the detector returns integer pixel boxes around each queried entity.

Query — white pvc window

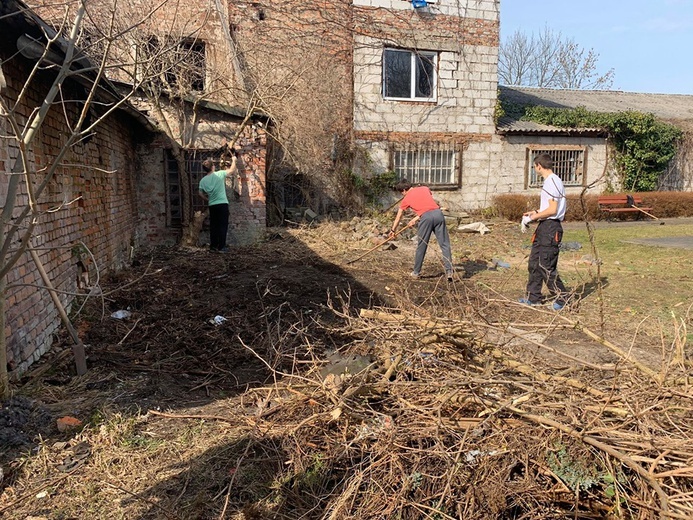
[383,48,437,101]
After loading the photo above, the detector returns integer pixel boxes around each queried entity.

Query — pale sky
[500,0,693,95]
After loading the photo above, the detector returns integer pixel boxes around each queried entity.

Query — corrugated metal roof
[496,116,605,135]
[498,85,693,135]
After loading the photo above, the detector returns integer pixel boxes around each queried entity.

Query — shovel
[627,195,658,220]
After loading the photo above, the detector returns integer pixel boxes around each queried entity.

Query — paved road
[621,236,693,250]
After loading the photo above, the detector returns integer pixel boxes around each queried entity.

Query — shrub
[492,194,538,221]
[638,191,693,218]
[493,191,693,222]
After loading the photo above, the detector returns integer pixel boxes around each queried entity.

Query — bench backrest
[598,195,643,205]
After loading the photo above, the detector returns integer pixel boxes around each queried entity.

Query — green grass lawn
[562,222,693,323]
[465,219,693,338]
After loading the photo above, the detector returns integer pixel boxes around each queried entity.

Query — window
[166,39,206,92]
[392,144,458,187]
[528,147,586,188]
[144,37,206,93]
[383,48,437,101]
[165,149,220,227]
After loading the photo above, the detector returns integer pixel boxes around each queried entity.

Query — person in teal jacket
[198,154,238,252]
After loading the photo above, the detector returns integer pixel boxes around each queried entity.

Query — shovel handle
[346,222,414,265]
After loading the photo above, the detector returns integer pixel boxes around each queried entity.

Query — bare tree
[499,27,614,90]
[498,30,537,87]
[0,0,197,396]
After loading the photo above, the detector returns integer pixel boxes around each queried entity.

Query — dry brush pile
[224,287,693,519]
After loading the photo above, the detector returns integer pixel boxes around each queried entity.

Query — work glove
[520,215,532,233]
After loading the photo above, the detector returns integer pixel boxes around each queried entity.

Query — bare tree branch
[499,27,614,90]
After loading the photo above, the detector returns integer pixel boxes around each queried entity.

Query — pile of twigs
[233,292,693,519]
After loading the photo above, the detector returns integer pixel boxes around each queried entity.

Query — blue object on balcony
[412,0,428,8]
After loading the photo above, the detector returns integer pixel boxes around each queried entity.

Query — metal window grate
[393,144,457,186]
[529,148,585,187]
[166,149,219,227]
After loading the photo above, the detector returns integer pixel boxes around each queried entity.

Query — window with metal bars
[165,149,221,227]
[528,147,586,187]
[392,144,458,186]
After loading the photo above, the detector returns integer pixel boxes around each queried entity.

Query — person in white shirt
[519,153,569,311]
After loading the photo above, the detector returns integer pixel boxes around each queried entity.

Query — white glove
[520,215,532,233]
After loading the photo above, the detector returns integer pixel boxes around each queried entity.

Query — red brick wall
[1,50,142,376]
[353,6,498,47]
[228,124,268,245]
[134,105,268,247]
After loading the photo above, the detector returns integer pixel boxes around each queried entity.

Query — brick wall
[26,0,270,247]
[27,0,237,105]
[135,102,268,247]
[227,0,355,206]
[1,47,143,377]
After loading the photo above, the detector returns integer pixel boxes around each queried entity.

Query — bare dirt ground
[1,217,692,519]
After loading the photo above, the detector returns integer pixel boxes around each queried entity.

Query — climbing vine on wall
[500,101,683,191]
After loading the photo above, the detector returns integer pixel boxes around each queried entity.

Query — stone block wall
[352,0,500,209]
[498,135,609,197]
[1,52,143,377]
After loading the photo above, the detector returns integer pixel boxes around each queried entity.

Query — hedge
[492,191,693,222]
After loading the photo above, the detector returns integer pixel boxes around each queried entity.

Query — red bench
[598,194,654,219]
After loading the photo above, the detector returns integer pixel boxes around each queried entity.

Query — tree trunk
[28,247,87,375]
[180,210,206,248]
[0,274,9,400]
[171,146,197,246]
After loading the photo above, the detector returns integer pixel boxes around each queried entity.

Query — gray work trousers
[413,209,453,276]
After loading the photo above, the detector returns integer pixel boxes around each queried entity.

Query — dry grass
[1,218,692,519]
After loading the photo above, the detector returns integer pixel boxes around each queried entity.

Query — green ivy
[353,170,398,205]
[503,101,682,192]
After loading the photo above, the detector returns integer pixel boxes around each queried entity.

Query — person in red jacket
[389,180,454,281]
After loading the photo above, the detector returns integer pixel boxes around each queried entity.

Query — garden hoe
[347,221,416,265]
[627,195,659,220]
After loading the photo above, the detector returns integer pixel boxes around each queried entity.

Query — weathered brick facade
[135,106,268,247]
[27,0,270,247]
[1,24,149,376]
